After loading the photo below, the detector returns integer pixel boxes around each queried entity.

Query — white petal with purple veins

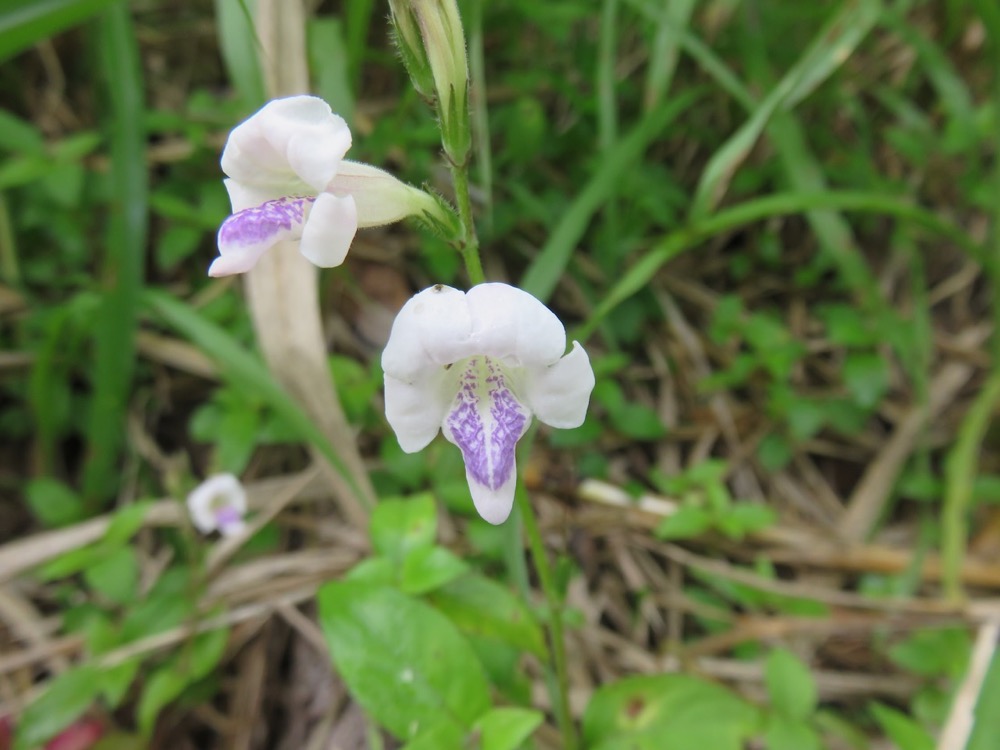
[441,357,531,524]
[210,196,315,277]
[298,192,358,268]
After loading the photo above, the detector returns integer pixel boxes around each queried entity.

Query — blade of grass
[82,4,147,505]
[519,89,702,303]
[689,0,881,219]
[941,370,1000,602]
[641,0,695,111]
[573,190,983,342]
[0,0,121,63]
[213,0,265,109]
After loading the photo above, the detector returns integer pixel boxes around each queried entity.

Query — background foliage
[1,0,999,748]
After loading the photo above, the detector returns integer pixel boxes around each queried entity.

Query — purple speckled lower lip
[214,505,242,527]
[218,196,315,248]
[446,357,527,490]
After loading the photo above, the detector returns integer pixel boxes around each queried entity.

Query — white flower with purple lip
[210,95,443,277]
[382,283,596,524]
[186,474,247,537]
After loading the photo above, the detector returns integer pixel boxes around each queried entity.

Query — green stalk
[448,159,485,285]
[515,479,578,750]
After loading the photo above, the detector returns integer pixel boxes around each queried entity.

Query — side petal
[298,192,357,268]
[441,358,531,524]
[222,95,351,193]
[382,284,472,382]
[523,342,595,429]
[329,160,422,227]
[210,196,313,277]
[466,283,566,367]
[384,371,451,452]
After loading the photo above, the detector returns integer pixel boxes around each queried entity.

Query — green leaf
[888,627,970,678]
[25,477,85,527]
[14,665,101,750]
[399,718,466,750]
[869,703,933,750]
[582,674,759,750]
[765,649,817,720]
[370,495,438,559]
[844,351,890,409]
[429,573,546,657]
[717,504,777,540]
[400,546,469,595]
[0,0,124,63]
[98,658,140,708]
[137,667,187,737]
[764,714,821,750]
[212,0,264,108]
[84,3,147,503]
[967,642,1000,750]
[655,506,713,540]
[473,707,543,750]
[83,546,138,604]
[317,582,491,739]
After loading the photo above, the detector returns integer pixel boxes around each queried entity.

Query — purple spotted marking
[446,358,528,490]
[218,196,315,248]
[214,505,242,528]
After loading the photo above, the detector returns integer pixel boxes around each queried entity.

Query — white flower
[186,474,248,536]
[210,95,438,277]
[382,283,595,524]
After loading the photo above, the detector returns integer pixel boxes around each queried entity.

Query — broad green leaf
[401,546,469,595]
[317,582,491,740]
[14,665,101,750]
[137,667,187,737]
[844,352,890,409]
[370,495,438,559]
[0,0,123,63]
[430,573,545,657]
[25,477,84,527]
[399,718,466,750]
[887,627,970,678]
[98,658,141,708]
[474,707,543,750]
[869,703,933,750]
[655,506,713,540]
[764,714,821,750]
[582,674,760,750]
[765,649,817,720]
[83,546,138,604]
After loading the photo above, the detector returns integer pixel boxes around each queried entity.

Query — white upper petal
[186,473,247,534]
[523,342,595,429]
[298,192,358,268]
[382,285,473,382]
[381,284,568,382]
[225,178,281,213]
[329,160,421,227]
[221,96,351,194]
[465,283,566,366]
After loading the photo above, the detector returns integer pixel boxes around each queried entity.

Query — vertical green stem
[448,160,485,285]
[515,480,578,750]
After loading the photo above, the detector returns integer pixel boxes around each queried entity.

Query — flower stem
[515,480,578,750]
[448,159,486,285]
